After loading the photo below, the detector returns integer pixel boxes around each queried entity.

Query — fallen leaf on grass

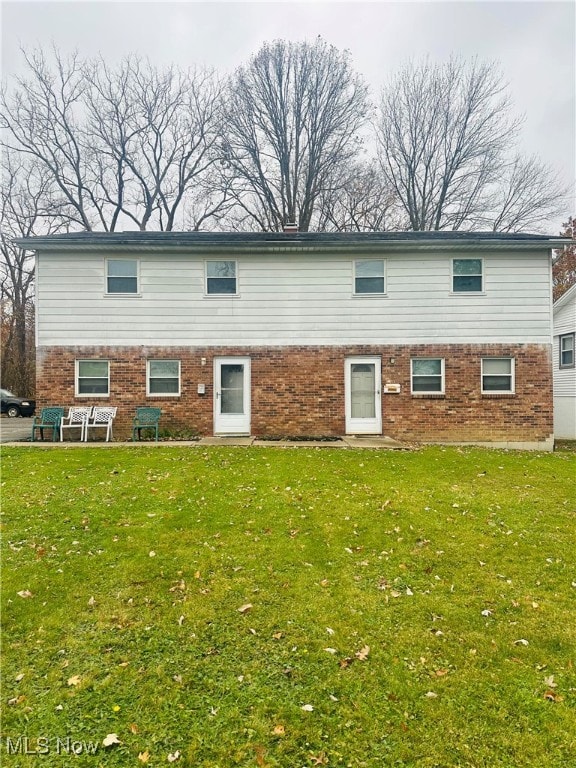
[514,639,529,646]
[301,704,314,712]
[355,645,370,661]
[15,673,25,683]
[167,750,181,762]
[102,733,120,747]
[425,691,438,698]
[310,752,329,765]
[238,603,253,614]
[138,751,150,763]
[544,690,564,702]
[339,657,354,669]
[272,724,285,736]
[17,590,33,598]
[434,669,449,677]
[67,675,81,687]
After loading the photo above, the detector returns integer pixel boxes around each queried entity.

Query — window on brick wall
[354,260,386,294]
[76,360,110,396]
[481,358,514,393]
[106,259,139,294]
[452,258,483,292]
[560,334,575,368]
[411,358,444,394]
[147,360,181,395]
[206,260,237,295]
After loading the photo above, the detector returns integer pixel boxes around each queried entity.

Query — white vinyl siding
[76,360,109,396]
[553,287,576,400]
[36,250,553,347]
[147,360,180,396]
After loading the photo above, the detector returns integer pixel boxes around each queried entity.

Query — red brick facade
[36,343,553,445]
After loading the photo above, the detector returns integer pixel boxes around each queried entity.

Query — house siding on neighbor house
[21,231,565,448]
[553,284,576,439]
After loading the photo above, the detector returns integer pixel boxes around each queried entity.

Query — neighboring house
[552,284,576,439]
[17,230,569,449]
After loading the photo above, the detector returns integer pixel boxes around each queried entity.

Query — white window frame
[353,259,386,296]
[411,358,445,395]
[451,258,483,294]
[146,359,181,397]
[105,258,140,295]
[75,359,110,397]
[205,260,238,296]
[559,333,575,369]
[481,358,515,394]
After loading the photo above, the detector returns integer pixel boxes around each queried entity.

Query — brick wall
[36,344,553,444]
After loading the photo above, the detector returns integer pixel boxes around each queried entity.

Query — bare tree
[0,151,67,395]
[1,46,226,232]
[487,155,566,233]
[315,162,405,231]
[220,38,370,231]
[376,56,564,232]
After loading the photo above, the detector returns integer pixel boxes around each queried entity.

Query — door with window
[214,357,251,435]
[345,357,382,434]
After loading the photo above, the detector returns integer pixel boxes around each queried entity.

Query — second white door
[214,357,251,435]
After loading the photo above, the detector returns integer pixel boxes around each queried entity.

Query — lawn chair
[60,406,93,442]
[132,407,162,442]
[85,406,117,442]
[31,407,65,442]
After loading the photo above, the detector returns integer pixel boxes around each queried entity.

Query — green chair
[132,407,162,442]
[31,407,65,442]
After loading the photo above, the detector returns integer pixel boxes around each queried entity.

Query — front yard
[1,445,575,766]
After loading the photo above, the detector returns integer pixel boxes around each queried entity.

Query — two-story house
[553,284,576,439]
[17,230,567,448]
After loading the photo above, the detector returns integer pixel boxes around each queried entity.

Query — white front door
[345,357,382,434]
[214,357,251,435]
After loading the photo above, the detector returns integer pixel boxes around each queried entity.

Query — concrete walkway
[2,434,408,450]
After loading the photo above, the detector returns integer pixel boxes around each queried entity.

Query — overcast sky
[1,0,575,231]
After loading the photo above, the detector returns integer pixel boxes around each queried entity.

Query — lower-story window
[147,360,181,395]
[411,358,444,393]
[481,358,514,393]
[76,360,110,396]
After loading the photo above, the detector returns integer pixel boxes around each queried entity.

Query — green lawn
[1,445,575,767]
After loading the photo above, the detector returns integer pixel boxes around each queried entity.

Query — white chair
[60,406,93,442]
[85,406,117,442]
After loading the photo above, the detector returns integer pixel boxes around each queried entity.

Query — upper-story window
[481,358,514,393]
[560,334,575,368]
[147,360,181,395]
[206,260,237,295]
[76,360,110,396]
[107,259,139,294]
[452,258,483,293]
[354,260,386,295]
[411,358,444,394]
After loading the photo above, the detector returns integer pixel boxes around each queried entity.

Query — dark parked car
[1,389,36,417]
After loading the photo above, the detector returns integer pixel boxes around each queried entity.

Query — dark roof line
[15,229,567,248]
